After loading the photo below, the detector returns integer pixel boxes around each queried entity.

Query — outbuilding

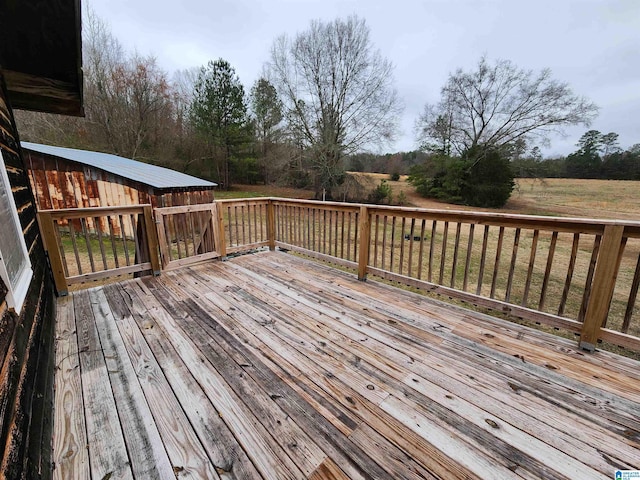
[22,141,217,210]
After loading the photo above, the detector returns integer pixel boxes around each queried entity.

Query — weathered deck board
[54,251,640,479]
[73,290,133,480]
[53,296,89,480]
[104,282,263,480]
[88,288,177,479]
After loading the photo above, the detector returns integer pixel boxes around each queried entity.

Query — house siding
[0,74,56,479]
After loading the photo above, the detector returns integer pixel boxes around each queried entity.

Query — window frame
[0,150,33,313]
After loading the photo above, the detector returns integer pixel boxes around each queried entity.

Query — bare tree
[417,56,599,154]
[267,15,402,196]
[83,11,174,159]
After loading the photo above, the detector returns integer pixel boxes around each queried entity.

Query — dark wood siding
[0,74,56,479]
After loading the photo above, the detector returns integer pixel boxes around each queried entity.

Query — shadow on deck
[53,251,640,479]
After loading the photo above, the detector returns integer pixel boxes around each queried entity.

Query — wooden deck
[53,251,640,479]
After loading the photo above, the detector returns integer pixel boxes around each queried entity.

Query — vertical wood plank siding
[0,74,56,479]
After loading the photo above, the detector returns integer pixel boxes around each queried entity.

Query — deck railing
[38,205,160,296]
[38,198,640,352]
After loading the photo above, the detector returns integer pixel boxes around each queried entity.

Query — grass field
[227,175,640,221]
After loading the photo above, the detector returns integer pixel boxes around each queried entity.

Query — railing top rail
[39,204,150,219]
[155,203,216,215]
[215,198,272,205]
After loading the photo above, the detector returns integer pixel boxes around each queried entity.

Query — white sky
[88,0,640,157]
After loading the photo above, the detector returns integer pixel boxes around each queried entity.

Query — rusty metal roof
[21,142,217,190]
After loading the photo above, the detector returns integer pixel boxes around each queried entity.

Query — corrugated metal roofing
[21,142,217,190]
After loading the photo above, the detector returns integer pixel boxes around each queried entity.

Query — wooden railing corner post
[267,199,276,251]
[37,211,69,296]
[357,205,371,281]
[213,201,227,259]
[143,205,162,276]
[579,224,625,351]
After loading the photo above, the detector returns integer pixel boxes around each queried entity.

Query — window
[0,150,32,313]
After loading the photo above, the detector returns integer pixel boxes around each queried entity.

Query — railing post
[214,202,227,258]
[267,200,276,251]
[579,224,625,351]
[357,205,370,281]
[143,205,162,275]
[37,212,68,296]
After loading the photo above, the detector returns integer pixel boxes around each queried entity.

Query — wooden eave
[0,0,83,116]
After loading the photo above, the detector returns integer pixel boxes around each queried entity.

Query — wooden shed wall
[25,152,215,211]
[0,75,56,479]
[25,151,152,209]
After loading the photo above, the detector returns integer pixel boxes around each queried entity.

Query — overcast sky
[88,0,639,157]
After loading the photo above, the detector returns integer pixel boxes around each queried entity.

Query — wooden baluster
[373,214,380,269]
[522,230,539,307]
[119,215,131,265]
[108,216,119,268]
[417,219,426,280]
[505,228,521,303]
[451,222,461,288]
[428,221,437,283]
[476,225,490,296]
[390,216,397,273]
[353,209,359,261]
[381,215,388,270]
[399,216,406,276]
[539,231,558,310]
[439,221,449,285]
[340,211,345,259]
[68,218,82,275]
[558,233,580,317]
[490,226,505,299]
[463,223,475,291]
[94,216,108,270]
[244,205,250,245]
[80,217,96,272]
[408,218,416,278]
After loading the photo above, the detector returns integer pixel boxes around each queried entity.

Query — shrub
[389,172,400,181]
[369,179,393,204]
[407,147,514,208]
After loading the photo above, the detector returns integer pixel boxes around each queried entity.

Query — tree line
[18,10,630,208]
[16,12,400,198]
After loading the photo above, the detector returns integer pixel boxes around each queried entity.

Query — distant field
[220,176,640,221]
[508,178,640,220]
